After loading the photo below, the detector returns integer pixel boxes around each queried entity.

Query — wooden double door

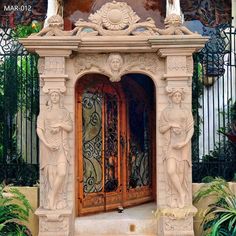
[76,75,155,215]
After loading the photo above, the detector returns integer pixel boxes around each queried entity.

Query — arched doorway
[75,73,156,216]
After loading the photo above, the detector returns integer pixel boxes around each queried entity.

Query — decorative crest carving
[73,1,159,36]
[32,15,70,36]
[157,14,199,35]
[30,2,198,37]
[89,1,140,31]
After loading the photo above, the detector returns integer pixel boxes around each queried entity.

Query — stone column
[156,48,197,236]
[35,49,74,236]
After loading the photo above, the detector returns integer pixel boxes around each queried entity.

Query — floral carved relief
[164,217,192,231]
[74,53,162,81]
[40,215,69,232]
[44,57,65,75]
[167,56,187,73]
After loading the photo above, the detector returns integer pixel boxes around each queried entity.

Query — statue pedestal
[35,208,73,236]
[157,206,197,236]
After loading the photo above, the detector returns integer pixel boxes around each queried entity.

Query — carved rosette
[73,1,160,36]
[88,1,140,31]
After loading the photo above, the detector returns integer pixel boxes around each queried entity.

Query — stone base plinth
[157,206,197,236]
[35,207,73,236]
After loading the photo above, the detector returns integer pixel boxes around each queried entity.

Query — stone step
[74,203,157,236]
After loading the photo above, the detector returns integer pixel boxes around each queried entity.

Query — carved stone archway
[21,1,207,235]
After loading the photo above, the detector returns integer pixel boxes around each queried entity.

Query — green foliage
[15,21,42,38]
[202,176,215,183]
[192,54,204,162]
[0,185,33,235]
[194,178,236,235]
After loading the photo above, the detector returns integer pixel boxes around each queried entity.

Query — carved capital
[40,57,68,94]
[166,56,187,75]
[44,57,65,75]
[162,55,193,82]
[41,76,68,94]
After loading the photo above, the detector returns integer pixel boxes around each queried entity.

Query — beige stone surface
[75,203,157,236]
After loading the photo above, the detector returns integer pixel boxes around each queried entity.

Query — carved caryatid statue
[37,89,73,210]
[159,88,194,208]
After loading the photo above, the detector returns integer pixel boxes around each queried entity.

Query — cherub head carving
[107,53,123,72]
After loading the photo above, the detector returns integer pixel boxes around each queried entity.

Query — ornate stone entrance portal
[21,1,207,235]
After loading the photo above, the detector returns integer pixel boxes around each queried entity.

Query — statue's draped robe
[37,107,72,208]
[159,106,193,206]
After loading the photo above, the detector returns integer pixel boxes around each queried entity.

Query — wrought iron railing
[0,26,39,186]
[192,24,236,182]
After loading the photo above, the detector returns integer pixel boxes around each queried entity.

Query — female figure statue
[37,90,73,210]
[159,89,194,208]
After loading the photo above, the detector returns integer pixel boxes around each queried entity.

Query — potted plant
[194,177,236,235]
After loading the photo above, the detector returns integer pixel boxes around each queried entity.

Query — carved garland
[74,53,163,82]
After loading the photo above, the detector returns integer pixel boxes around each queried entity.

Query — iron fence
[0,26,39,186]
[192,24,236,182]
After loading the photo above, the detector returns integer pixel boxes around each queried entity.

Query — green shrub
[0,185,33,235]
[194,177,236,235]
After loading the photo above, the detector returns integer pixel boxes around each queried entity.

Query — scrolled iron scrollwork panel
[104,94,119,192]
[82,92,103,193]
